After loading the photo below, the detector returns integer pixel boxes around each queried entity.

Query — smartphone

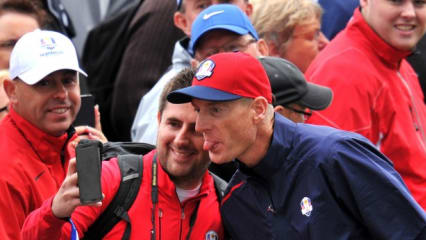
[75,139,103,204]
[74,94,95,127]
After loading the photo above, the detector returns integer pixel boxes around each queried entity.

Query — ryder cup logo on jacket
[195,59,215,80]
[205,230,219,240]
[300,197,313,217]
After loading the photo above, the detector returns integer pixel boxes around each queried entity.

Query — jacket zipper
[158,208,163,240]
[397,71,426,150]
[179,206,185,240]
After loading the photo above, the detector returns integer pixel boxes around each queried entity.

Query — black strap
[209,171,228,202]
[83,154,143,240]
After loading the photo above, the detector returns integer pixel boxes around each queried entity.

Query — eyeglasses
[198,38,257,60]
[284,105,312,120]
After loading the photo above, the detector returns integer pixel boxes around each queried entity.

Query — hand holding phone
[75,139,103,204]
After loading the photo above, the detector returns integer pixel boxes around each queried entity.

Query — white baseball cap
[9,29,87,85]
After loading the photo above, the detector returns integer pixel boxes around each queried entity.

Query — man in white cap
[0,29,86,240]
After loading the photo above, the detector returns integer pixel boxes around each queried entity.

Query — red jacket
[306,9,426,209]
[21,150,224,240]
[0,108,76,240]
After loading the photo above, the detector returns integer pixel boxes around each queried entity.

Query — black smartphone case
[75,139,103,204]
[74,94,95,127]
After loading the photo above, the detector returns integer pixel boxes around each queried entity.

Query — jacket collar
[9,107,72,165]
[348,8,412,69]
[238,113,294,178]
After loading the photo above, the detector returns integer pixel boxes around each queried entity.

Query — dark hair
[0,0,46,26]
[159,68,194,114]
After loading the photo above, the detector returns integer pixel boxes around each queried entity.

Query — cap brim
[18,62,87,85]
[298,83,333,110]
[167,85,241,104]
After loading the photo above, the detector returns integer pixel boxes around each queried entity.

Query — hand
[74,126,108,143]
[51,158,103,218]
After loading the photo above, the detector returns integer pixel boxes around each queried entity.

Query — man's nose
[53,83,68,99]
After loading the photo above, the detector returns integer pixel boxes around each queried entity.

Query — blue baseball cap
[189,4,259,55]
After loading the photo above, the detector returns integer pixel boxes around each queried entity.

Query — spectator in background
[0,0,43,69]
[306,1,426,209]
[258,56,332,123]
[250,0,329,73]
[0,29,102,240]
[0,69,9,121]
[318,0,359,40]
[91,0,184,141]
[131,1,253,144]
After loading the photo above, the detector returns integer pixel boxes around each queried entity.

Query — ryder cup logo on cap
[9,29,87,85]
[189,4,259,55]
[195,59,215,80]
[167,52,272,104]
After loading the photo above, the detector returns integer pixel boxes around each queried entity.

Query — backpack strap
[82,154,143,240]
[209,171,228,202]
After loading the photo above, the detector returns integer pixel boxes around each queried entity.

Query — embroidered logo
[300,197,313,217]
[205,230,219,240]
[195,59,215,80]
[40,37,56,50]
[203,10,224,20]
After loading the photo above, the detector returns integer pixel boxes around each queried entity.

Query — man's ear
[174,11,191,36]
[256,38,270,56]
[251,97,269,123]
[3,79,17,104]
[244,3,253,17]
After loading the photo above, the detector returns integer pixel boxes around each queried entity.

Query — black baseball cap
[258,56,333,110]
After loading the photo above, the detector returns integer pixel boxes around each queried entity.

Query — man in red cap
[167,51,426,240]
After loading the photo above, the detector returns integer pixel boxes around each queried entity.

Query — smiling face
[156,102,210,189]
[360,0,426,50]
[9,70,80,136]
[192,98,257,165]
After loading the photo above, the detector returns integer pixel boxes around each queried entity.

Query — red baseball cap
[167,52,272,104]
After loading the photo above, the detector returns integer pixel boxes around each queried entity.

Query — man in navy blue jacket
[167,52,426,240]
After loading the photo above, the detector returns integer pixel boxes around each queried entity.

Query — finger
[68,172,79,186]
[94,105,103,132]
[67,158,77,176]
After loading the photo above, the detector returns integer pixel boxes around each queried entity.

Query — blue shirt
[221,114,426,240]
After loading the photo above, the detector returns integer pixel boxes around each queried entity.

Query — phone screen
[74,94,95,127]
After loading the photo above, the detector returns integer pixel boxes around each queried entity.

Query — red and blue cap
[167,52,272,104]
[189,4,259,55]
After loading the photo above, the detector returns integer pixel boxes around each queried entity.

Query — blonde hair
[250,0,323,47]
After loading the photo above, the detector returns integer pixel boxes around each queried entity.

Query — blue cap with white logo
[189,4,258,55]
